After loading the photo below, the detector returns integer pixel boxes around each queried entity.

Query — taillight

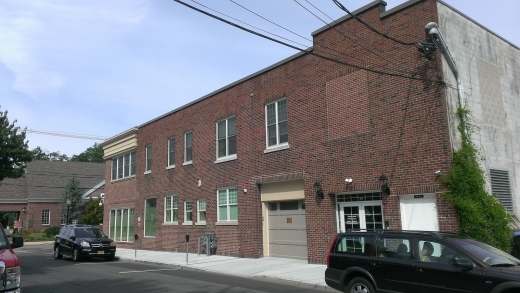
[326,234,339,266]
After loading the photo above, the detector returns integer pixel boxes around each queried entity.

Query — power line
[173,0,446,85]
[332,0,417,46]
[25,129,108,141]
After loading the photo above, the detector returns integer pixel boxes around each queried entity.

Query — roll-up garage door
[268,200,307,259]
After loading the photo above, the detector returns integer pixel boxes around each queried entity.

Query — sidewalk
[116,248,328,290]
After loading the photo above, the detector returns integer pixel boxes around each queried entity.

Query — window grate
[490,169,513,213]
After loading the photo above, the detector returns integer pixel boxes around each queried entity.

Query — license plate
[98,251,104,254]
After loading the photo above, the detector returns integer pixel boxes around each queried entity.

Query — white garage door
[268,200,307,259]
[400,194,439,231]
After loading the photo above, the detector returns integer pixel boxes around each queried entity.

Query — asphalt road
[17,245,328,293]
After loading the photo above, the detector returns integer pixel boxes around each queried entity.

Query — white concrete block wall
[438,2,520,218]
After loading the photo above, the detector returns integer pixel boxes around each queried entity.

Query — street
[17,245,327,293]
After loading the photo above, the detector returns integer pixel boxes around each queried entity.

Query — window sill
[166,165,176,170]
[215,221,238,226]
[182,222,193,226]
[182,161,193,166]
[144,170,151,175]
[214,155,237,164]
[195,222,207,226]
[163,222,179,226]
[110,175,136,183]
[263,144,289,154]
[143,236,156,238]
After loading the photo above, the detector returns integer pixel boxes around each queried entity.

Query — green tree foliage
[70,142,103,163]
[80,198,103,225]
[442,108,516,251]
[61,177,85,224]
[0,107,32,181]
[31,146,69,161]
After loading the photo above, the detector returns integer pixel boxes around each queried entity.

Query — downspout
[425,22,467,135]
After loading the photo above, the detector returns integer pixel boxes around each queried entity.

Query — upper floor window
[111,151,136,180]
[168,137,175,167]
[217,116,236,158]
[266,99,288,148]
[165,195,178,223]
[145,145,152,172]
[184,131,193,163]
[218,188,238,222]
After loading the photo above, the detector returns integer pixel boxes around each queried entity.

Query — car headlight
[5,266,21,289]
[80,241,91,248]
[110,242,116,247]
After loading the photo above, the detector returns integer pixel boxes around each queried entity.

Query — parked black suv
[325,230,520,293]
[54,224,116,262]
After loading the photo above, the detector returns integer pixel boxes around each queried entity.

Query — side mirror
[69,235,75,240]
[11,236,24,249]
[453,257,475,270]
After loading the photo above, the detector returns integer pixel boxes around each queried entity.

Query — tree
[31,146,69,161]
[80,198,103,225]
[70,143,103,163]
[0,106,32,181]
[61,177,85,224]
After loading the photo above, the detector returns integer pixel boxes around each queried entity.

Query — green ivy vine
[441,107,516,252]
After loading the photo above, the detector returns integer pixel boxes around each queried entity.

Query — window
[266,99,288,147]
[145,145,152,172]
[334,235,373,256]
[144,198,156,237]
[490,168,513,213]
[42,209,50,225]
[217,116,236,158]
[198,199,206,223]
[168,137,175,167]
[218,189,238,222]
[376,238,412,260]
[164,195,178,223]
[111,151,136,180]
[185,131,193,163]
[61,213,66,225]
[184,201,193,224]
[109,208,135,242]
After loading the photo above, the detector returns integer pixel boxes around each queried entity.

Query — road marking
[119,269,180,274]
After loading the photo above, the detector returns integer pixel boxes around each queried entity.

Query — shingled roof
[0,160,105,201]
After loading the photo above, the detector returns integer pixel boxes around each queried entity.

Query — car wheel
[345,277,375,293]
[105,254,115,261]
[72,247,83,262]
[54,246,63,259]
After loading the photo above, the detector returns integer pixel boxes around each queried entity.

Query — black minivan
[54,224,116,262]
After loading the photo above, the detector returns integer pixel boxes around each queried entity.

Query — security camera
[345,178,353,183]
[434,170,441,176]
[100,193,105,198]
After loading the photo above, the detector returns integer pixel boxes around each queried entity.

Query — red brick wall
[105,0,457,262]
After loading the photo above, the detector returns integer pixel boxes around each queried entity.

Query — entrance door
[339,202,384,232]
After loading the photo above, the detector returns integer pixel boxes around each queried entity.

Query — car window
[0,228,8,249]
[376,237,412,260]
[334,235,373,256]
[418,240,466,265]
[449,238,520,267]
[75,228,106,238]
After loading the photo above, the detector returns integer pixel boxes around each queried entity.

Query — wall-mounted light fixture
[314,181,324,199]
[243,184,248,193]
[22,207,26,214]
[379,174,390,196]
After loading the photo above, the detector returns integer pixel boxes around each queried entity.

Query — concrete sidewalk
[116,248,328,290]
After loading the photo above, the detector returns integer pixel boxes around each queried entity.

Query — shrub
[45,226,61,238]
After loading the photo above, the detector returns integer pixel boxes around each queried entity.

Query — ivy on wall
[441,108,516,252]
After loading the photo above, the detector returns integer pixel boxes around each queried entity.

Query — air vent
[490,169,513,213]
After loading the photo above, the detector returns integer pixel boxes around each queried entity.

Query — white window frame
[109,208,135,242]
[167,137,175,168]
[145,145,152,173]
[197,199,206,224]
[111,151,136,180]
[184,131,193,164]
[164,195,178,224]
[217,188,238,223]
[42,209,50,225]
[265,98,289,151]
[61,212,66,225]
[183,200,193,225]
[216,116,237,161]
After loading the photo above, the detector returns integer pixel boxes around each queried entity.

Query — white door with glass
[339,201,384,232]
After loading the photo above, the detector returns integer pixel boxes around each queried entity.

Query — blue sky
[1,0,519,157]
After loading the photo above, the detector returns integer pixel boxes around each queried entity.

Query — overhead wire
[174,0,446,85]
[332,0,417,46]
[25,129,107,141]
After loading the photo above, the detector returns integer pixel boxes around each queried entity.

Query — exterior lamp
[379,174,390,196]
[314,181,324,199]
[22,207,26,214]
[66,199,71,225]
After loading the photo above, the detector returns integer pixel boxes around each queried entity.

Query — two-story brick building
[100,0,520,263]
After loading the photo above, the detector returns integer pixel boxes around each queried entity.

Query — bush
[45,226,61,238]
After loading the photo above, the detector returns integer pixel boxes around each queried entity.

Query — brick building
[0,160,105,231]
[100,0,520,263]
